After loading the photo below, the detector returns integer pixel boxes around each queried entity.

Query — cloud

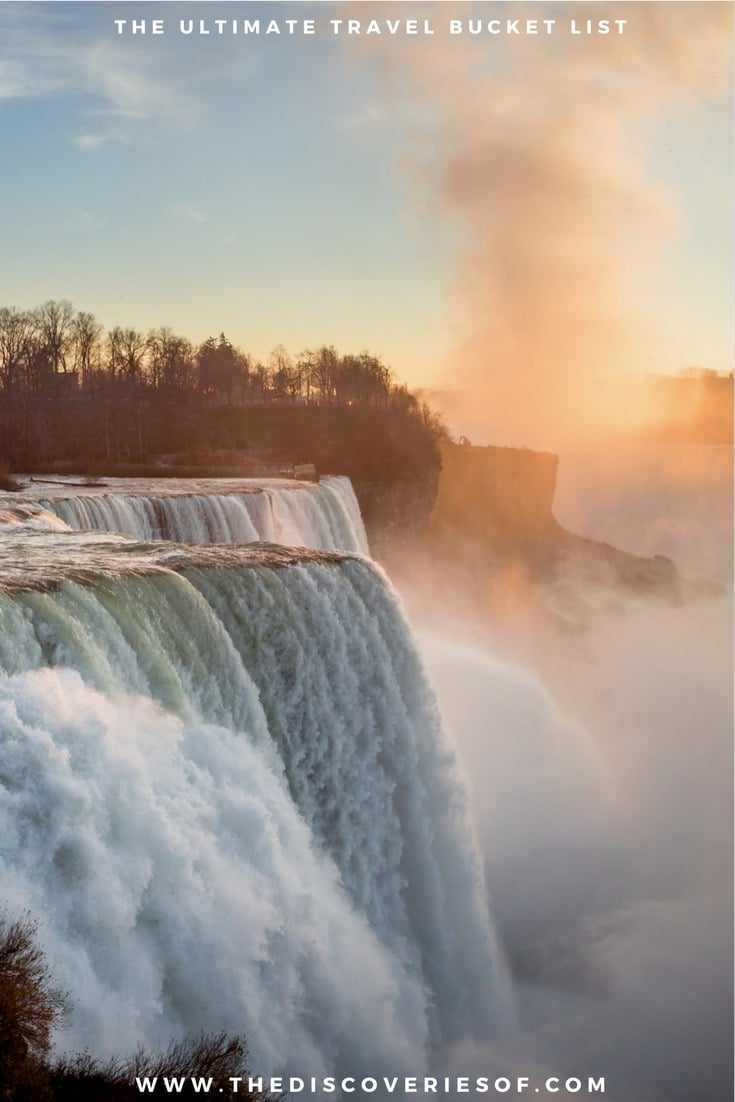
[172,205,209,226]
[72,131,112,151]
[0,56,49,100]
[79,40,198,126]
[0,7,202,143]
[339,103,389,129]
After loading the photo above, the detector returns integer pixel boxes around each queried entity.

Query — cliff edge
[418,441,680,601]
[431,442,558,546]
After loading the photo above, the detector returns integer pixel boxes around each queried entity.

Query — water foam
[0,554,508,1076]
[0,666,427,1075]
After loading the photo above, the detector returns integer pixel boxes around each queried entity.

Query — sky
[0,1,732,444]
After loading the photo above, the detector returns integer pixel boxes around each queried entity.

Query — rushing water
[1,475,368,554]
[0,478,507,1081]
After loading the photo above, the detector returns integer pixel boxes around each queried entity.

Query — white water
[0,537,508,1078]
[0,502,72,533]
[3,475,368,554]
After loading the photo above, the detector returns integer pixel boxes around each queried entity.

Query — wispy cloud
[0,6,203,144]
[72,131,112,151]
[0,57,45,99]
[339,103,388,130]
[80,40,198,126]
[172,205,209,226]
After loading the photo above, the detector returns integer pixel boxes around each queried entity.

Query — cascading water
[3,475,368,554]
[0,482,508,1085]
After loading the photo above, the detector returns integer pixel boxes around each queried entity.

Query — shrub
[0,913,66,1099]
[1,911,275,1101]
[52,1034,275,1099]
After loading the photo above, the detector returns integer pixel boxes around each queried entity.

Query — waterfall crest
[5,475,368,553]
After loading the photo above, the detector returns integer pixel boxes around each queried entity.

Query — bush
[1,911,275,1101]
[52,1034,275,1100]
[0,912,66,1099]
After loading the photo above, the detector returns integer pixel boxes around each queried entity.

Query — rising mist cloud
[357,1,732,447]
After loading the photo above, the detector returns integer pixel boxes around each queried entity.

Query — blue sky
[0,1,731,412]
[0,2,453,378]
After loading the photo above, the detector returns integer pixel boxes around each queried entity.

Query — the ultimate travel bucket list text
[113,15,629,38]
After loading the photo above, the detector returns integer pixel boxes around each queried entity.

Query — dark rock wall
[430,442,559,545]
[353,470,440,553]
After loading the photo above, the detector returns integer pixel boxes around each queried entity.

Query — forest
[0,300,446,478]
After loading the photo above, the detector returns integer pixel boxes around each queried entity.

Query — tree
[0,912,66,1096]
[312,345,339,403]
[196,335,218,397]
[33,300,75,375]
[107,326,146,383]
[336,352,391,406]
[0,307,33,392]
[71,311,102,385]
[296,347,316,402]
[0,911,274,1101]
[119,327,147,383]
[23,330,54,392]
[197,334,247,402]
[268,344,304,402]
[106,327,123,381]
[251,361,270,402]
[147,328,194,391]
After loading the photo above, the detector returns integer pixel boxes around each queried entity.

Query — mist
[357,1,732,448]
[554,443,733,583]
[410,447,732,1100]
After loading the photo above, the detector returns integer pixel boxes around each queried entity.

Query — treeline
[0,299,399,406]
[0,300,446,473]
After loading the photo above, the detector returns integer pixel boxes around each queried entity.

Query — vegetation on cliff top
[0,300,446,480]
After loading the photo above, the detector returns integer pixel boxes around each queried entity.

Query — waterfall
[6,475,368,553]
[0,534,507,1079]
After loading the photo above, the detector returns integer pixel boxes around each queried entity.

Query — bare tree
[147,327,195,390]
[312,345,339,403]
[251,360,270,402]
[106,326,123,381]
[33,299,75,374]
[0,306,33,392]
[0,912,66,1089]
[71,311,102,385]
[296,347,316,402]
[107,326,146,383]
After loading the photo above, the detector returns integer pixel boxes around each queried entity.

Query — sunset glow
[0,2,731,447]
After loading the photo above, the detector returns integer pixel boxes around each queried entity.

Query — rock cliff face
[355,443,559,552]
[353,471,440,555]
[379,440,680,602]
[430,443,559,545]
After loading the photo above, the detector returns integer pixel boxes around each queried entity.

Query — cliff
[430,442,558,545]
[382,440,680,603]
[353,471,440,555]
